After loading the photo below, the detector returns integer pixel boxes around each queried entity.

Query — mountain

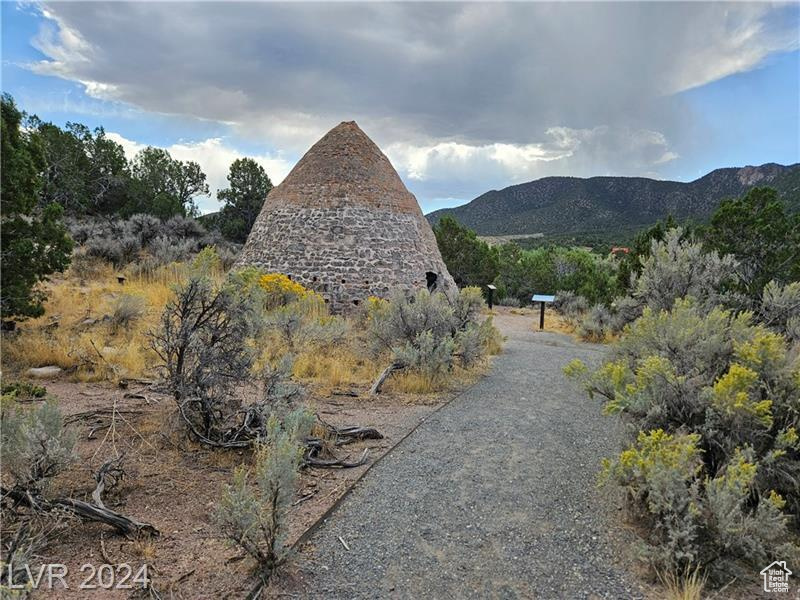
[426,163,800,238]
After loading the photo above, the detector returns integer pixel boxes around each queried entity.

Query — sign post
[531,294,555,330]
[486,284,497,310]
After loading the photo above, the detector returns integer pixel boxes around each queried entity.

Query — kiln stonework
[235,121,456,312]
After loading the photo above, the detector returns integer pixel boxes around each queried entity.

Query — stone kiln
[235,121,456,312]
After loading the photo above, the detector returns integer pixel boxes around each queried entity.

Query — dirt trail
[294,311,647,599]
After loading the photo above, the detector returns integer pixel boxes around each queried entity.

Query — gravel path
[296,312,646,599]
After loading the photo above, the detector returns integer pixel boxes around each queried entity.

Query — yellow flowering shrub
[711,364,773,428]
[603,429,702,491]
[258,273,313,302]
[734,329,786,373]
[569,297,800,579]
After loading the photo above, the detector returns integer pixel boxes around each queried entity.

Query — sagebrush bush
[496,296,521,308]
[147,235,196,264]
[0,399,76,491]
[566,298,800,580]
[215,414,308,585]
[608,295,643,332]
[366,289,455,356]
[760,280,800,343]
[393,330,456,379]
[366,287,499,387]
[85,236,127,266]
[68,215,239,270]
[126,213,163,245]
[553,290,589,321]
[578,304,614,342]
[632,228,738,314]
[455,320,499,367]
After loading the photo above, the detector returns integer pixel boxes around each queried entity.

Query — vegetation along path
[297,312,647,599]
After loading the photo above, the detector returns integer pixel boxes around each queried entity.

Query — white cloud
[386,126,679,202]
[106,133,293,214]
[30,3,797,146]
[20,2,796,208]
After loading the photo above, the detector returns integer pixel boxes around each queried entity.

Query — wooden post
[539,301,545,330]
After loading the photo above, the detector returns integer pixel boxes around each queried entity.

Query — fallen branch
[176,400,379,469]
[331,425,383,445]
[1,457,158,537]
[369,361,405,395]
[92,455,126,509]
[303,444,369,469]
[2,487,158,537]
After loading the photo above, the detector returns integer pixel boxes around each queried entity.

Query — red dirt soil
[8,379,452,599]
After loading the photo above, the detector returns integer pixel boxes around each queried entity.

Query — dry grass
[384,359,490,396]
[130,536,158,561]
[658,566,707,600]
[542,311,579,336]
[4,259,502,398]
[2,261,195,382]
[292,348,378,392]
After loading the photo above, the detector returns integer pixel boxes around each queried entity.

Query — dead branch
[331,425,383,445]
[176,401,380,469]
[1,455,156,537]
[369,361,405,395]
[303,442,369,469]
[2,486,158,537]
[92,455,126,509]
[316,415,383,445]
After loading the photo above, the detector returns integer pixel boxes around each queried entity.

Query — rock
[27,366,63,379]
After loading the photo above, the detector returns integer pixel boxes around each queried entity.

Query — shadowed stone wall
[237,205,455,312]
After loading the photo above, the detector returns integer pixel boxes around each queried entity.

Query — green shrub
[366,287,498,383]
[496,296,521,308]
[568,298,800,581]
[1,382,47,400]
[632,228,737,314]
[0,400,76,491]
[497,244,619,305]
[215,414,307,584]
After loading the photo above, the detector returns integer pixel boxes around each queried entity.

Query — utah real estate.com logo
[761,561,792,593]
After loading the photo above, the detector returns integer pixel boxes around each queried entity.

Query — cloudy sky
[2,2,798,214]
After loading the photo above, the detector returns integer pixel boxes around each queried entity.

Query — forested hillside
[427,163,800,237]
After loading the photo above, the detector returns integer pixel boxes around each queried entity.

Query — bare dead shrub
[150,276,258,442]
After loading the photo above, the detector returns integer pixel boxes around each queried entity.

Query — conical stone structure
[235,121,457,312]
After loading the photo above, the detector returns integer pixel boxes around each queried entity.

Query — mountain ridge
[425,162,800,237]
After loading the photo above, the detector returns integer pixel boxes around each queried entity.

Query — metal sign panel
[531,294,556,303]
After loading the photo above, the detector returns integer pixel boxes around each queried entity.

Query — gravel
[295,313,647,599]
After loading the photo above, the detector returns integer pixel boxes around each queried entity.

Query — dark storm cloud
[30,1,799,201]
